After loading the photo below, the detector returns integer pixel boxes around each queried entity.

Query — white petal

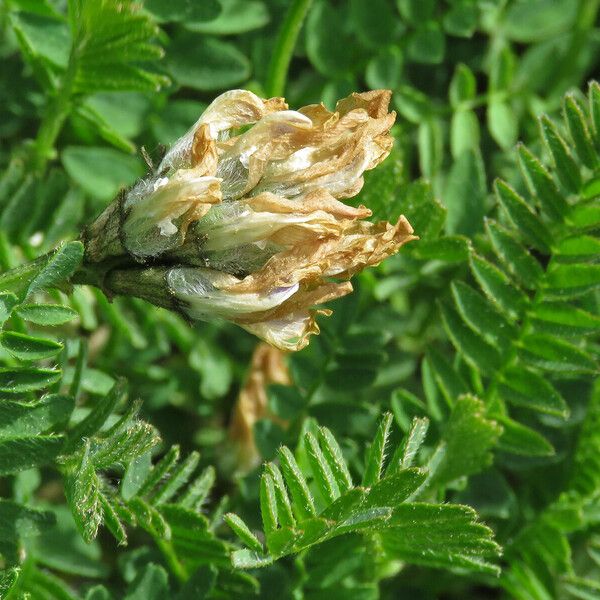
[158,90,268,173]
[168,267,299,320]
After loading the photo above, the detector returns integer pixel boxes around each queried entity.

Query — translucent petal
[167,267,299,320]
[123,172,221,258]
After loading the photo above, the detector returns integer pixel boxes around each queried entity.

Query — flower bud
[81,89,417,350]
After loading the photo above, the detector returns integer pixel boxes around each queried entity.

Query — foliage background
[0,0,599,598]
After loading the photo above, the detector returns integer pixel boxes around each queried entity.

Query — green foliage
[0,0,599,598]
[226,413,500,575]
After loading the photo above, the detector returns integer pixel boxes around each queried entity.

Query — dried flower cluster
[227,343,290,472]
[82,90,416,350]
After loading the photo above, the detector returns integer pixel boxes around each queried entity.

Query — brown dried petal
[191,124,218,176]
[195,189,371,254]
[335,89,393,118]
[252,112,395,199]
[246,189,371,219]
[241,307,331,352]
[236,281,352,326]
[224,215,416,294]
[228,343,290,471]
[212,89,396,201]
[159,90,288,173]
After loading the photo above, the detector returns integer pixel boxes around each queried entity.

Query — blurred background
[0,0,599,597]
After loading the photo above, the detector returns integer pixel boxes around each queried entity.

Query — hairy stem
[264,0,314,97]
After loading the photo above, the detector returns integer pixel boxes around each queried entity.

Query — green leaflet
[433,396,502,485]
[68,0,169,94]
[63,441,103,543]
[469,253,528,320]
[485,220,544,289]
[0,367,61,393]
[494,180,553,253]
[0,500,55,563]
[0,567,20,597]
[439,302,503,376]
[62,147,143,201]
[9,11,70,70]
[498,366,569,416]
[569,379,600,497]
[186,0,270,36]
[380,504,500,576]
[15,303,78,326]
[545,263,600,298]
[144,0,221,24]
[539,115,582,193]
[227,414,499,573]
[495,416,555,457]
[0,394,73,437]
[518,334,598,375]
[0,243,82,302]
[166,35,251,91]
[1,331,63,361]
[0,435,64,475]
[28,241,84,296]
[451,281,516,351]
[530,302,600,337]
[517,143,568,220]
[362,412,393,487]
[123,564,169,600]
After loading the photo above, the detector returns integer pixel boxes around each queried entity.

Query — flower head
[83,89,417,350]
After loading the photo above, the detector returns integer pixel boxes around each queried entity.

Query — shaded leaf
[498,366,569,416]
[439,303,503,376]
[16,304,78,326]
[496,416,554,457]
[167,34,251,91]
[0,367,61,393]
[494,180,552,252]
[1,331,63,361]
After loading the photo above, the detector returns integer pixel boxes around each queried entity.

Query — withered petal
[336,89,393,118]
[123,172,222,258]
[159,90,288,173]
[241,309,326,352]
[246,189,371,219]
[191,124,218,176]
[195,188,371,255]
[228,343,290,472]
[235,281,353,325]
[84,88,416,353]
[224,215,416,294]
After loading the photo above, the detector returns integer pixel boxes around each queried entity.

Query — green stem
[155,536,188,583]
[264,0,314,97]
[34,96,69,171]
[33,39,78,173]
